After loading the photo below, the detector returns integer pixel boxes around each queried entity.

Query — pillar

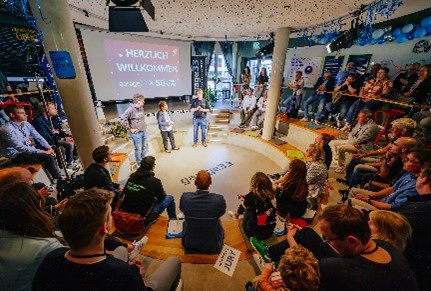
[29,0,103,168]
[262,27,291,140]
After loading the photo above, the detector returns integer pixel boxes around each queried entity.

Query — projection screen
[80,28,192,101]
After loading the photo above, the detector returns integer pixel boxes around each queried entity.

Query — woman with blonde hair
[368,210,412,251]
[240,172,276,240]
[275,159,309,218]
[305,144,328,210]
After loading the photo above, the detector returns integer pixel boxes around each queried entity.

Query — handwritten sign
[214,245,241,277]
[49,51,76,79]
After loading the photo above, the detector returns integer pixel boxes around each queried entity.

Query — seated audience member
[397,167,431,289]
[305,144,328,210]
[282,71,304,112]
[33,189,181,291]
[360,67,393,111]
[250,90,268,130]
[348,150,421,211]
[252,205,417,290]
[331,73,360,129]
[330,109,378,174]
[239,172,276,240]
[180,170,226,254]
[0,105,62,179]
[335,61,356,86]
[392,62,420,95]
[269,133,333,180]
[121,156,177,221]
[315,133,334,170]
[301,70,335,122]
[361,63,381,84]
[84,145,122,193]
[258,246,320,291]
[368,210,412,252]
[0,182,65,290]
[403,64,431,104]
[239,88,257,128]
[274,159,309,219]
[156,101,180,153]
[0,166,66,216]
[32,102,76,168]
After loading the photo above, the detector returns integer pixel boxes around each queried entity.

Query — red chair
[374,109,405,144]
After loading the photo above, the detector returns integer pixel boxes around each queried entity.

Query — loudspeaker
[109,7,148,32]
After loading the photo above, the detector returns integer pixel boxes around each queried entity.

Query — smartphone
[47,185,55,191]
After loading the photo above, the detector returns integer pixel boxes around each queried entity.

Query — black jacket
[121,170,166,215]
[83,163,119,192]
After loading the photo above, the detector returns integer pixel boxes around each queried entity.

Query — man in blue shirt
[32,102,76,168]
[0,105,62,180]
[335,61,356,86]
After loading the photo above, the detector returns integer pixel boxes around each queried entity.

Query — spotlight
[255,41,274,57]
[326,28,358,53]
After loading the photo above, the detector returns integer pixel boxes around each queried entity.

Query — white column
[29,0,103,168]
[262,27,291,140]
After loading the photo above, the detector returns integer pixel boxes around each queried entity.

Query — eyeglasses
[321,234,341,244]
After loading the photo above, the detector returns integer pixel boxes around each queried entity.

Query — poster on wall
[289,57,323,88]
[191,55,207,94]
[322,56,345,77]
[347,54,372,76]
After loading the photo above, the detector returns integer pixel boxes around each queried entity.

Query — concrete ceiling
[67,0,430,41]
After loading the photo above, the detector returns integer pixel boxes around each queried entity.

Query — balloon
[370,38,378,45]
[372,29,385,39]
[402,23,414,34]
[377,38,386,44]
[407,32,415,40]
[414,27,427,38]
[392,28,402,37]
[421,16,431,28]
[395,34,407,43]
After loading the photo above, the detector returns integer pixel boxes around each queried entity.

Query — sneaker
[165,149,171,153]
[336,120,343,128]
[172,147,180,150]
[228,210,239,219]
[177,212,185,220]
[192,143,198,147]
[334,167,345,173]
[250,237,270,263]
[300,117,309,122]
[341,124,351,132]
[251,126,259,130]
[202,141,208,147]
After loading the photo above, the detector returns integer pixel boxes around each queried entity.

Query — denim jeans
[149,194,177,220]
[345,99,364,124]
[303,93,327,120]
[338,99,356,121]
[193,118,207,144]
[129,131,148,165]
[283,93,302,110]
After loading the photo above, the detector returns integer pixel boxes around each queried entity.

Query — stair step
[215,119,230,123]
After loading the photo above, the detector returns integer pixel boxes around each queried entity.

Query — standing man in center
[120,93,147,165]
[190,89,211,147]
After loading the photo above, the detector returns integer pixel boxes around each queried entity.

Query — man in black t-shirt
[190,89,211,147]
[33,189,180,291]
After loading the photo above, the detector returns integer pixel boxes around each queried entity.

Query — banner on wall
[289,57,323,88]
[322,56,345,77]
[347,54,372,76]
[191,55,207,93]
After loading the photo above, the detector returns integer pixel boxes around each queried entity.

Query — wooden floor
[138,217,253,264]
